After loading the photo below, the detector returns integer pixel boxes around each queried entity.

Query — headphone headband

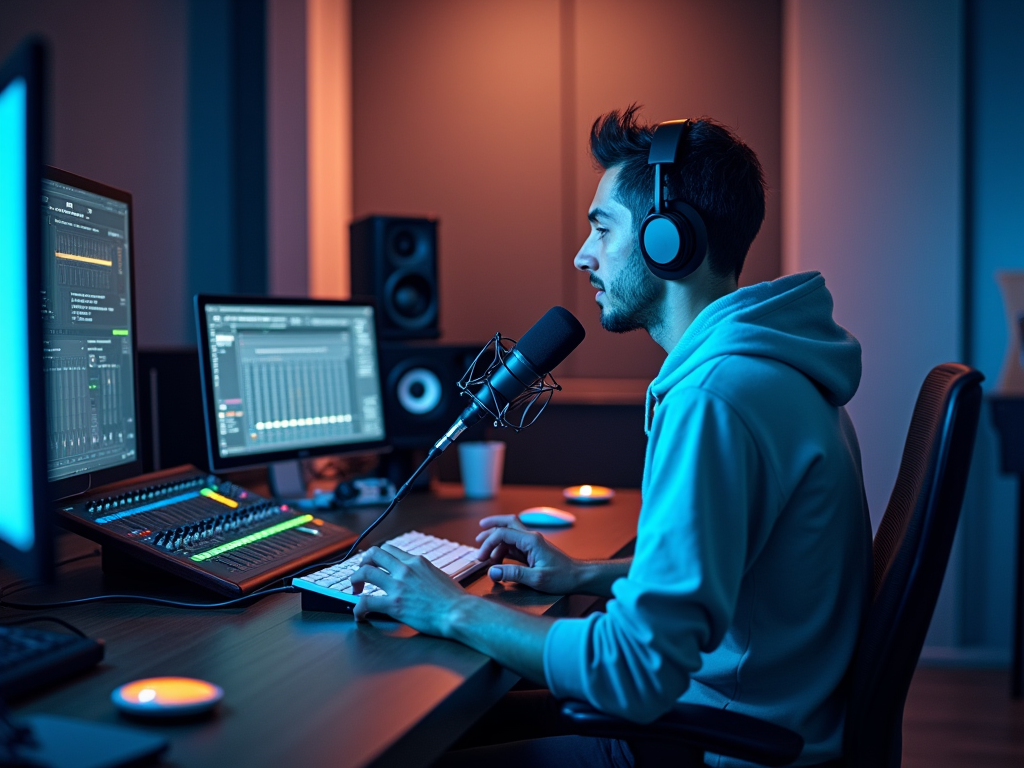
[647,119,691,165]
[638,119,708,281]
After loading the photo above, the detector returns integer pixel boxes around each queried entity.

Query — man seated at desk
[349,107,871,768]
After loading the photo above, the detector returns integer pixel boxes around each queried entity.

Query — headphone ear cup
[639,201,708,280]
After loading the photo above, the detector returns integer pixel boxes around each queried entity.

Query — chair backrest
[843,363,984,767]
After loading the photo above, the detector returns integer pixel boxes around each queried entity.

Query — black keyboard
[0,625,104,700]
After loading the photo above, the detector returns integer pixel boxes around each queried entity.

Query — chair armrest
[560,700,804,767]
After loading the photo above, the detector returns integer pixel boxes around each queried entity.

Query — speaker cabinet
[380,342,483,448]
[351,216,439,340]
[137,348,208,472]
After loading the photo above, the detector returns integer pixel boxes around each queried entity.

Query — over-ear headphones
[638,120,708,280]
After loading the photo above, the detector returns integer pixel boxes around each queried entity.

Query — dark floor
[902,667,1024,767]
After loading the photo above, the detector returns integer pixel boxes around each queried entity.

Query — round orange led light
[112,677,223,717]
[562,485,614,504]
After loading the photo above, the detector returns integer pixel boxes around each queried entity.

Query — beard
[593,246,665,333]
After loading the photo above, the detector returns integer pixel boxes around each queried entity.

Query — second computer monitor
[42,166,141,500]
[196,296,389,472]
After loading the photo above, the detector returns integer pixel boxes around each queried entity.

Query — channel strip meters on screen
[41,167,142,499]
[197,297,389,472]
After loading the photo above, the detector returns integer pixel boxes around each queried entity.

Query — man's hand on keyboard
[475,515,581,595]
[350,544,469,634]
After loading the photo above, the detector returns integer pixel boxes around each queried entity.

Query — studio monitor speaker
[380,342,483,449]
[351,216,439,340]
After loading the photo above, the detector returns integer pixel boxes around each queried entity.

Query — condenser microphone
[432,306,586,454]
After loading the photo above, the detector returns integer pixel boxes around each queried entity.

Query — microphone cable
[288,447,440,581]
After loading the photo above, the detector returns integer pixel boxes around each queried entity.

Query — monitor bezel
[0,38,53,581]
[43,165,144,501]
[195,294,391,472]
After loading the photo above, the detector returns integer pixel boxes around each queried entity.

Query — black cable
[0,585,298,612]
[0,549,101,603]
[291,447,441,581]
[0,615,87,638]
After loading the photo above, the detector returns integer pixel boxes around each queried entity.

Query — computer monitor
[195,296,389,472]
[41,167,142,500]
[0,38,53,582]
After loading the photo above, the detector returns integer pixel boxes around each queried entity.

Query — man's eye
[596,227,609,239]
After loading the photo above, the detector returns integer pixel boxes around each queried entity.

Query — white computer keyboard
[291,530,489,605]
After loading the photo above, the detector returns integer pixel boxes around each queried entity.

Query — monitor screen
[41,169,139,490]
[0,37,52,581]
[197,297,389,471]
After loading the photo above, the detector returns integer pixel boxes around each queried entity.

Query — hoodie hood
[648,271,861,424]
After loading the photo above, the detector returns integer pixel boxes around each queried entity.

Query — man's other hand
[476,515,582,595]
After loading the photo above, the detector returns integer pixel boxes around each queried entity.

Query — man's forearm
[443,595,555,684]
[574,557,632,597]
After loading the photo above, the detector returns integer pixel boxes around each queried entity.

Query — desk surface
[8,484,640,768]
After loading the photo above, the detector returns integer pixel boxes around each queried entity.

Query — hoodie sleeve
[543,386,775,722]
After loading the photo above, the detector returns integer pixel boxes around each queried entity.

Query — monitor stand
[268,460,306,498]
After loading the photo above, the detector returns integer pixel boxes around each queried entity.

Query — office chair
[559,363,984,767]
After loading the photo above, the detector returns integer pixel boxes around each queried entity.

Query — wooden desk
[7,484,640,768]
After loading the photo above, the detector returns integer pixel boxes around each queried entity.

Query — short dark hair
[589,105,766,280]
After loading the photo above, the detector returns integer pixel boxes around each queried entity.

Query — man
[349,107,871,768]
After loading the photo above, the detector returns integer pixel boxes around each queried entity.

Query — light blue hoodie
[543,272,872,767]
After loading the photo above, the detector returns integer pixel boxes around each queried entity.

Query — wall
[351,0,782,380]
[783,0,966,649]
[0,0,189,347]
[267,0,310,297]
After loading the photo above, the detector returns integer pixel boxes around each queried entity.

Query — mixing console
[56,465,356,596]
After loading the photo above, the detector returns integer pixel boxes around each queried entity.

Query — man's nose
[574,241,596,273]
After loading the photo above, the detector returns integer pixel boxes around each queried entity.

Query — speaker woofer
[384,271,437,328]
[380,342,483,449]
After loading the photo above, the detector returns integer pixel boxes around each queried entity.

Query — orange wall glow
[307,0,351,299]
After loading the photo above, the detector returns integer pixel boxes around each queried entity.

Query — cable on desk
[0,615,88,638]
[0,549,101,603]
[0,585,299,612]
[0,545,298,612]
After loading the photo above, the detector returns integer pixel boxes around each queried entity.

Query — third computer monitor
[196,296,389,472]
